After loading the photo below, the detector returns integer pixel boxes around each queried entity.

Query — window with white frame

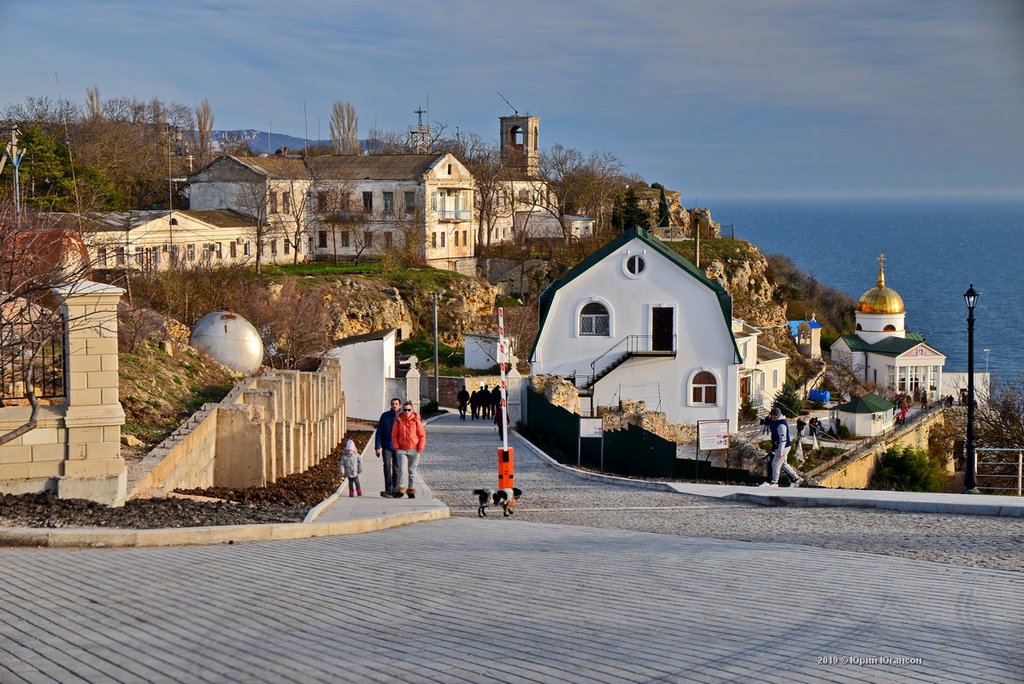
[691,371,718,405]
[579,302,610,336]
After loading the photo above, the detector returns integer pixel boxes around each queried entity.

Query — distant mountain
[210,130,330,155]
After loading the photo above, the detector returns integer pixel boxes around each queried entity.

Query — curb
[721,491,1024,517]
[0,507,450,549]
[515,432,1024,518]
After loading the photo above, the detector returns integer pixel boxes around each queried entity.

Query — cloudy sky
[3,0,1022,199]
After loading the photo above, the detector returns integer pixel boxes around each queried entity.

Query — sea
[703,196,1024,381]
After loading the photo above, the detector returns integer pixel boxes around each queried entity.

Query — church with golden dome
[831,255,947,402]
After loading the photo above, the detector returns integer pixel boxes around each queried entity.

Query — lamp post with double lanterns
[963,284,979,494]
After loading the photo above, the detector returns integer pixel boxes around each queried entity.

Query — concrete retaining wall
[814,408,953,489]
[132,357,346,496]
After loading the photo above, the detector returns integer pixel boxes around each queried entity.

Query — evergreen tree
[619,187,651,231]
[657,185,670,227]
[772,382,802,418]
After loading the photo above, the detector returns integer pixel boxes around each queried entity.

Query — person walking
[469,387,482,420]
[340,439,363,497]
[479,383,491,419]
[490,384,502,423]
[759,406,804,488]
[392,400,426,499]
[374,398,402,498]
[457,386,470,421]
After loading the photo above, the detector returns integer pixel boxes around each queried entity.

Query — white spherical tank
[189,311,264,374]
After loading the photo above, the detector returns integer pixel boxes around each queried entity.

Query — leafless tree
[329,100,359,155]
[0,204,93,446]
[195,100,214,167]
[535,145,624,244]
[259,280,333,369]
[281,178,313,264]
[233,181,276,274]
[85,87,103,121]
[367,120,451,155]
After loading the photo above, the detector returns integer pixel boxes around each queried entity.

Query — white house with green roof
[832,392,895,438]
[830,256,946,401]
[529,227,779,430]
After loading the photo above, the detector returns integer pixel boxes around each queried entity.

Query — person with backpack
[759,406,804,488]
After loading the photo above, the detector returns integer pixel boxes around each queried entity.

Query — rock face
[320,278,415,341]
[318,275,497,346]
[599,400,697,444]
[702,242,795,355]
[531,375,581,414]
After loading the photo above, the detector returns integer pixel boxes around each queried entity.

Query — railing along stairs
[576,335,676,395]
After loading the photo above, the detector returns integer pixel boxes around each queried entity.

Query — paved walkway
[2,413,1023,682]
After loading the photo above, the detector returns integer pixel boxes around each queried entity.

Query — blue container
[809,389,831,403]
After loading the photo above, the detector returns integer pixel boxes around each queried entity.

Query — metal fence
[524,388,756,482]
[0,321,66,400]
[977,448,1024,496]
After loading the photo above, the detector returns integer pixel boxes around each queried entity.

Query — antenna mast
[497,91,518,116]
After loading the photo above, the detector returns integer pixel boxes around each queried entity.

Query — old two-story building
[52,209,290,272]
[188,153,477,273]
[529,227,787,430]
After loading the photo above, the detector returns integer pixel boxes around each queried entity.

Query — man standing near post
[375,398,402,498]
[392,400,426,498]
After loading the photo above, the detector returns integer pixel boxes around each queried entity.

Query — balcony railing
[438,209,472,222]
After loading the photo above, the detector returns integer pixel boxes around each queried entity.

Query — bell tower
[499,115,540,177]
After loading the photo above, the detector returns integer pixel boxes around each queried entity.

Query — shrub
[740,397,758,421]
[870,445,949,492]
[773,383,801,418]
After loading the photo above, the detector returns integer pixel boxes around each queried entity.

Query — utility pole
[2,125,26,217]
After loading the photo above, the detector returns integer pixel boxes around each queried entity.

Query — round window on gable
[625,254,647,278]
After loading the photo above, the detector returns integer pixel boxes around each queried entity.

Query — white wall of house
[531,236,740,429]
[326,331,396,420]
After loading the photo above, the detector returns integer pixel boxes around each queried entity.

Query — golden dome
[857,256,905,314]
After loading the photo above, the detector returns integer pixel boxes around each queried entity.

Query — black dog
[472,488,522,517]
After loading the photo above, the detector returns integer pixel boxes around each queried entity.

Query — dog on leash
[472,487,523,517]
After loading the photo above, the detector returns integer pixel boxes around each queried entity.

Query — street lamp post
[964,285,979,494]
[431,290,444,404]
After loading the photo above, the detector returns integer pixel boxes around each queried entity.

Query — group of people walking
[456,383,502,421]
[373,398,427,499]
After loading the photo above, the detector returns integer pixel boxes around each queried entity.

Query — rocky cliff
[317,274,497,346]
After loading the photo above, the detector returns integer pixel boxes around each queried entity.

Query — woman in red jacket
[391,400,426,498]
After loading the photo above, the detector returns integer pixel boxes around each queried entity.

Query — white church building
[831,256,947,402]
[529,227,787,430]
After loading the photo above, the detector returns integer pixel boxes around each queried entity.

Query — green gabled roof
[838,334,937,357]
[835,392,895,414]
[529,227,739,362]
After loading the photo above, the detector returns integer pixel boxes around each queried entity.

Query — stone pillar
[55,281,128,506]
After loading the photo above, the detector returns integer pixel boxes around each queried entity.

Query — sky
[2,0,1023,199]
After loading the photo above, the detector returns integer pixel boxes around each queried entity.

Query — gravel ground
[0,431,371,529]
[422,420,1024,573]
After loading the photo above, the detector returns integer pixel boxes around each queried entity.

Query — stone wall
[813,408,954,489]
[0,282,127,506]
[131,358,346,496]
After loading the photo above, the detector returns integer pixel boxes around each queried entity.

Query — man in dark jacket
[457,386,470,420]
[759,406,803,488]
[469,387,482,420]
[374,398,402,497]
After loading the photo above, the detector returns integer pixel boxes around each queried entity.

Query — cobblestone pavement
[424,416,1024,573]
[1,414,1021,683]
